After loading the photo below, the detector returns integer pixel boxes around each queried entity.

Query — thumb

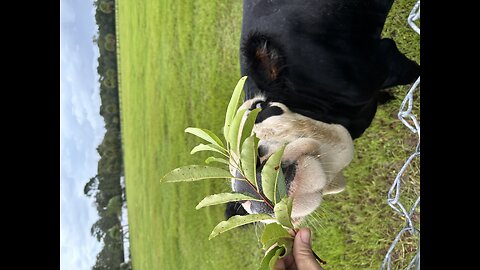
[293,228,323,270]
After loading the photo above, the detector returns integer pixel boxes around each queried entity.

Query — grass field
[116,0,420,269]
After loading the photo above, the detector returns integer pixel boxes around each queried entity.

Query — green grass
[116,0,420,269]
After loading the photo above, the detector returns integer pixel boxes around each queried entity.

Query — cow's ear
[241,32,287,89]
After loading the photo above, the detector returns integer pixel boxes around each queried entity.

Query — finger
[273,258,286,270]
[282,254,297,270]
[292,228,323,270]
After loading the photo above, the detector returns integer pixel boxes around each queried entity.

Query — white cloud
[60,0,76,24]
[61,42,101,130]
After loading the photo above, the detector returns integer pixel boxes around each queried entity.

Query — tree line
[83,1,131,269]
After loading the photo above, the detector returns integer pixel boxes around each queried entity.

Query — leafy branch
[160,76,325,269]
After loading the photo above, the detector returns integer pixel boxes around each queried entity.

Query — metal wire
[380,1,420,269]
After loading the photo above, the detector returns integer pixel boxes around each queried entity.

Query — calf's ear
[241,32,288,90]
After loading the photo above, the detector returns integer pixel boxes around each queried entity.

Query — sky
[60,0,105,269]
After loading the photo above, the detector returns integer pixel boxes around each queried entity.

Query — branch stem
[227,143,274,210]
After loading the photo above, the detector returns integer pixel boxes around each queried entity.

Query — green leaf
[185,127,225,148]
[269,247,286,270]
[224,76,247,140]
[196,192,262,209]
[228,108,247,155]
[261,223,292,250]
[261,145,286,204]
[209,214,273,240]
[258,246,284,270]
[275,169,287,205]
[274,197,294,228]
[240,135,260,188]
[276,237,294,259]
[239,108,261,150]
[190,144,227,156]
[205,156,229,165]
[161,165,233,182]
[258,231,293,270]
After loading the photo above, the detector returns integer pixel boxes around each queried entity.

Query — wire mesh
[380,1,420,269]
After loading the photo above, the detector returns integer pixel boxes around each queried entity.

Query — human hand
[273,228,324,270]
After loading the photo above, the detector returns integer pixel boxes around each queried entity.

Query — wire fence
[380,1,420,269]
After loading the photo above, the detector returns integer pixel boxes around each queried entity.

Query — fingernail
[300,228,311,245]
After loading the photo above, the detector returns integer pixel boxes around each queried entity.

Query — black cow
[226,0,420,222]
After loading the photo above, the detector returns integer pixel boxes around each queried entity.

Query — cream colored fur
[232,96,354,221]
